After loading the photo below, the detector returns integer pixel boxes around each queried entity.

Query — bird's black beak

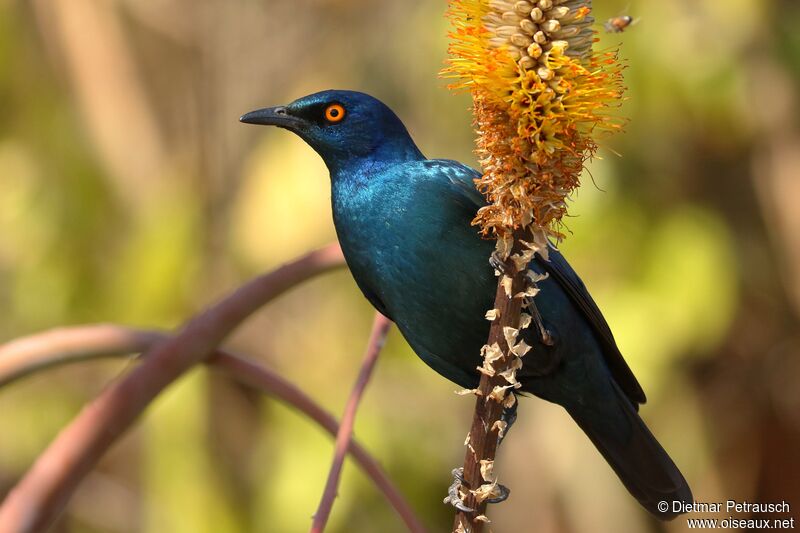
[239,106,304,130]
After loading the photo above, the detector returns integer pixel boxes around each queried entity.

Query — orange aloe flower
[444,0,626,256]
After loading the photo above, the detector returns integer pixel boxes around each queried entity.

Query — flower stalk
[444,0,625,530]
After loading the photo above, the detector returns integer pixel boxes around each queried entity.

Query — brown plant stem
[310,312,393,533]
[0,244,345,533]
[453,241,527,533]
[0,323,425,532]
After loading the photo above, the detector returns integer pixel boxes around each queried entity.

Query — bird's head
[240,90,423,173]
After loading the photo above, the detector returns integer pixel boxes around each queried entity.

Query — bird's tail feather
[565,380,693,520]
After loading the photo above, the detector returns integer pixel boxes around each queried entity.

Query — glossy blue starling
[240,90,692,519]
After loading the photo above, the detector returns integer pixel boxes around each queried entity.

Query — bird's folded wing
[540,249,646,406]
[439,159,647,406]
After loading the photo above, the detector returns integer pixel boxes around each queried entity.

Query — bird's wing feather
[437,159,647,406]
[442,163,486,208]
[540,248,646,405]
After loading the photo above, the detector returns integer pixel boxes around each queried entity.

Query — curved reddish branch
[211,350,425,533]
[0,324,162,388]
[0,323,424,532]
[310,313,393,533]
[0,244,346,533]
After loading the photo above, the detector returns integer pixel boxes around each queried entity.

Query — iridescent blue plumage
[241,90,692,519]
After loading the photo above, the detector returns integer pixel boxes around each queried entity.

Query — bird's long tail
[565,380,693,520]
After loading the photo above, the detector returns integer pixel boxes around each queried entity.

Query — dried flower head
[444,0,625,252]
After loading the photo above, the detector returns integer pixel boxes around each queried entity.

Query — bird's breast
[331,172,495,383]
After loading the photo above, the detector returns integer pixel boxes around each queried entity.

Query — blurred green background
[1,0,799,531]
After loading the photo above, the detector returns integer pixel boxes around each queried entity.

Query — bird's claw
[489,251,507,275]
[498,392,518,445]
[485,483,511,504]
[490,255,556,349]
[444,467,474,513]
[524,296,556,347]
[444,467,511,512]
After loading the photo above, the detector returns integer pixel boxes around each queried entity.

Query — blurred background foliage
[0,0,799,531]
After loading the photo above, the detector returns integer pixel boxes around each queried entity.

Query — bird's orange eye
[324,104,346,123]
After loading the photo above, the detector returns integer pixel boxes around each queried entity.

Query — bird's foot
[520,291,563,375]
[443,468,511,512]
[485,483,511,505]
[489,251,507,276]
[444,467,474,513]
[524,296,555,347]
[498,392,518,445]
